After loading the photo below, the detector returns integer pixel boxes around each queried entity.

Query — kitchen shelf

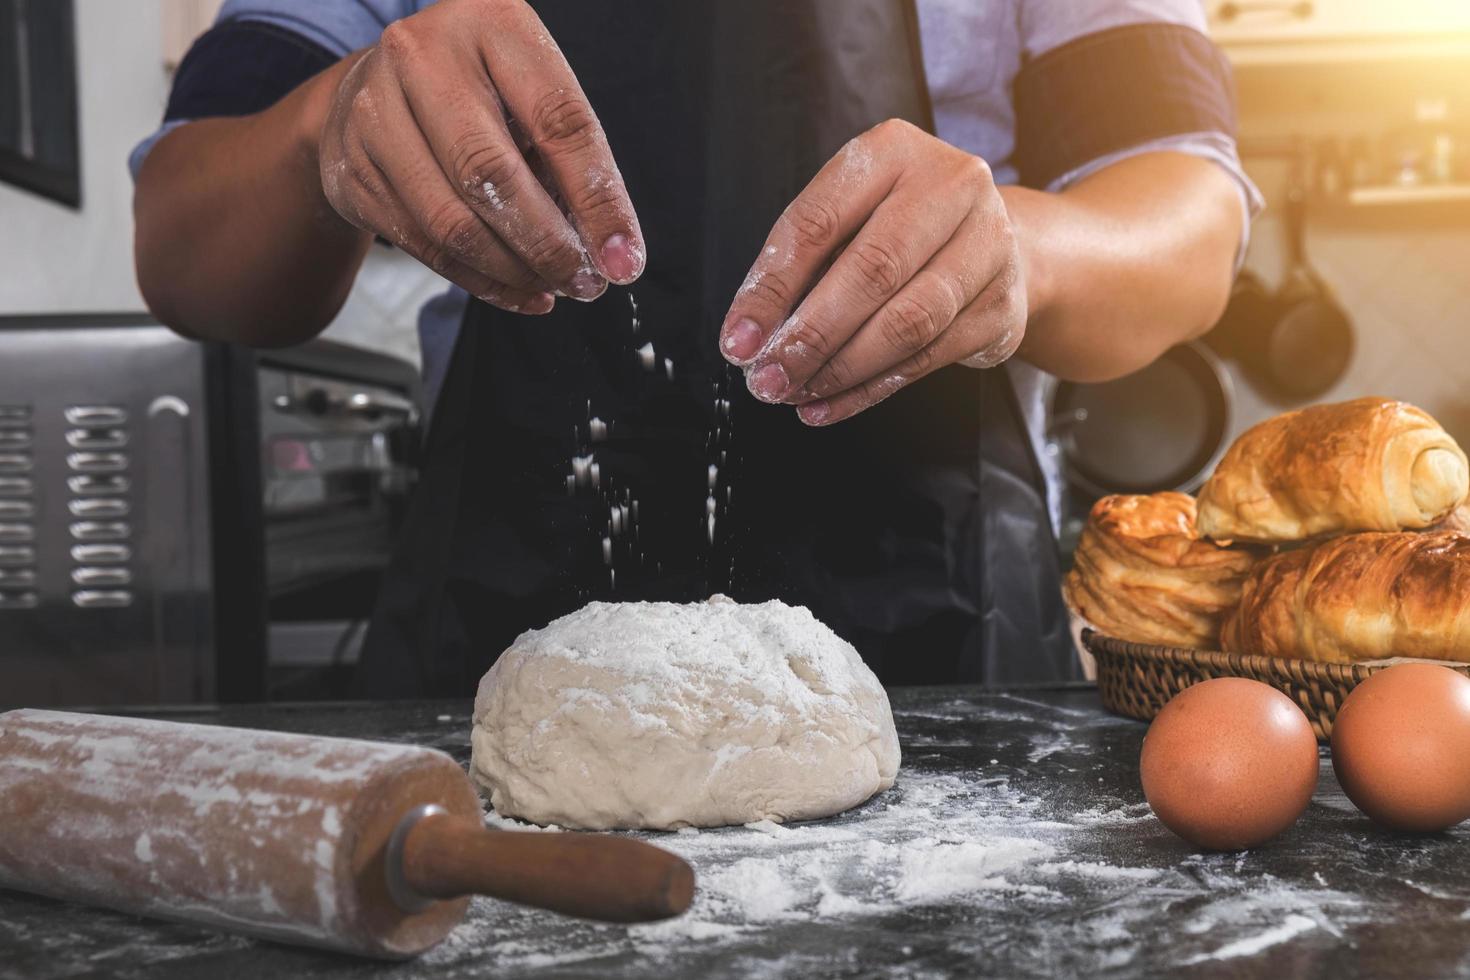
[1221,33,1470,67]
[1343,183,1470,206]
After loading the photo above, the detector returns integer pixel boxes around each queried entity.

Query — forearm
[133,54,371,347]
[1004,152,1242,384]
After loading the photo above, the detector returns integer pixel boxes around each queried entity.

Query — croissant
[1197,397,1469,543]
[1220,531,1470,664]
[1431,504,1470,536]
[1064,492,1260,649]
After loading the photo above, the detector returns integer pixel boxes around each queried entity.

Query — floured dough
[469,596,900,830]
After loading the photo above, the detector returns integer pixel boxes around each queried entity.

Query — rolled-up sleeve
[1046,131,1262,271]
[129,0,416,181]
[1014,1,1262,263]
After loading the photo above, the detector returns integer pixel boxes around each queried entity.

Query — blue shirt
[132,0,1261,527]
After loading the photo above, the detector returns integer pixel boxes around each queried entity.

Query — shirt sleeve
[1013,0,1262,266]
[1046,132,1262,271]
[129,0,417,180]
[209,0,414,59]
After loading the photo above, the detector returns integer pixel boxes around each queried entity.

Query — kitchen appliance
[0,315,419,707]
[1048,341,1234,501]
[256,341,419,697]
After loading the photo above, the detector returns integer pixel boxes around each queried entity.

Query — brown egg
[1140,678,1319,850]
[1331,663,1470,833]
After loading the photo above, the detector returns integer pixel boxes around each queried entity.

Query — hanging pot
[1204,174,1354,402]
[1048,340,1233,499]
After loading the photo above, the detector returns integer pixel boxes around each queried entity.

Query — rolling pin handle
[385,803,446,914]
[396,809,695,923]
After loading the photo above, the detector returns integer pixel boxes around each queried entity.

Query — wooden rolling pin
[0,709,694,958]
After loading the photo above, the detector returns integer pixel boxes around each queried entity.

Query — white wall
[0,0,428,366]
[0,0,168,316]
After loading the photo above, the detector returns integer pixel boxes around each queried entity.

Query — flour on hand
[469,596,900,830]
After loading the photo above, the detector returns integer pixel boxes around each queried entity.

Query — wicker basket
[1084,629,1470,742]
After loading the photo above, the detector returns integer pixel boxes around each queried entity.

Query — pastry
[1220,531,1470,664]
[1064,492,1260,649]
[1431,504,1470,535]
[1197,397,1469,543]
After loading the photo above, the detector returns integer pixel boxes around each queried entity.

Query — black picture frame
[0,0,81,208]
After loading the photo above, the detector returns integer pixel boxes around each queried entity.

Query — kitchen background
[2,0,1468,706]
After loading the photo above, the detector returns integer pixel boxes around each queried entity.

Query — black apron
[356,0,1078,698]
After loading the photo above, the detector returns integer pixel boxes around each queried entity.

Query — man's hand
[318,0,644,314]
[718,119,1025,426]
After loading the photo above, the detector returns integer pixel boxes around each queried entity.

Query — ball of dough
[470,596,900,830]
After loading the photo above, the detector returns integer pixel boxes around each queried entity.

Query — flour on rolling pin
[0,709,481,957]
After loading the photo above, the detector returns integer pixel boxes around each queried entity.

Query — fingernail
[721,318,764,363]
[528,292,555,314]
[798,400,830,426]
[748,363,789,403]
[601,233,644,283]
[570,266,607,301]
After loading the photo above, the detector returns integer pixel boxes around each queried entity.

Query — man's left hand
[719,119,1026,426]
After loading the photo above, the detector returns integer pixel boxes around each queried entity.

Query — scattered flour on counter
[893,838,1057,902]
[1182,914,1319,964]
[744,819,795,837]
[1036,861,1160,881]
[1025,732,1077,764]
[1173,876,1359,954]
[693,859,801,921]
[16,694,1437,980]
[483,810,561,833]
[421,769,1205,974]
[632,918,745,944]
[1404,879,1467,902]
[413,753,1396,980]
[1069,802,1155,827]
[813,880,871,918]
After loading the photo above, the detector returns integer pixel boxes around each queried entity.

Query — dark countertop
[4,687,1470,980]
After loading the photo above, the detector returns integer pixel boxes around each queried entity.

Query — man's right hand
[317,0,644,314]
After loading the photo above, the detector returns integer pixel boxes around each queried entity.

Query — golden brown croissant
[1431,504,1470,536]
[1064,492,1260,649]
[1197,397,1469,543]
[1220,531,1470,664]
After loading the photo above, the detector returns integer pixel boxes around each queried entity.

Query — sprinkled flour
[420,693,1407,979]
[5,691,1458,980]
[420,767,1188,975]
